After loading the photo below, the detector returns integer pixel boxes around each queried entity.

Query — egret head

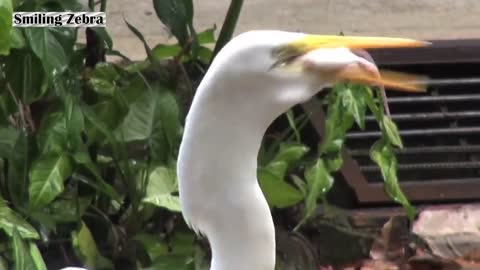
[203,30,428,121]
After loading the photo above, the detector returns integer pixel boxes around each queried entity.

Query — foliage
[0,0,413,269]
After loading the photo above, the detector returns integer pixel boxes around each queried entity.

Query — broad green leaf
[155,90,181,156]
[149,256,193,270]
[82,103,134,192]
[84,99,128,144]
[29,154,73,209]
[197,46,213,63]
[72,221,113,269]
[143,166,181,212]
[152,44,181,60]
[291,175,307,196]
[115,88,181,163]
[319,88,350,172]
[0,205,39,239]
[303,159,333,219]
[88,63,120,96]
[11,228,36,270]
[29,243,47,270]
[64,95,84,151]
[27,211,56,235]
[9,28,25,49]
[258,168,304,208]
[197,27,216,44]
[370,140,415,219]
[136,233,198,261]
[382,115,403,148]
[143,195,181,212]
[73,151,120,201]
[91,62,119,81]
[4,49,46,104]
[0,0,13,55]
[7,130,29,208]
[24,28,72,74]
[153,0,193,46]
[343,84,367,130]
[36,112,68,154]
[263,161,288,179]
[49,197,91,223]
[0,127,20,158]
[272,143,309,166]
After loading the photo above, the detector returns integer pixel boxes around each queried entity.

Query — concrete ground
[99,0,480,60]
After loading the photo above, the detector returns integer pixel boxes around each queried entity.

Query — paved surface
[97,0,480,60]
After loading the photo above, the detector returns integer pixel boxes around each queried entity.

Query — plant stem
[100,0,107,12]
[211,0,244,61]
[88,0,94,11]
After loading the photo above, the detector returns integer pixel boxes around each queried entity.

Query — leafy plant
[0,0,414,269]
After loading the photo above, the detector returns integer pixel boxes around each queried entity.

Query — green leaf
[88,63,120,96]
[143,166,181,212]
[303,159,333,219]
[72,221,113,269]
[152,44,181,60]
[115,88,181,163]
[272,143,309,166]
[153,0,193,46]
[37,112,68,154]
[6,130,29,208]
[29,243,47,270]
[73,151,120,201]
[0,205,39,239]
[4,49,46,104]
[24,28,72,74]
[11,228,36,270]
[0,127,20,158]
[343,84,367,130]
[135,232,196,259]
[9,28,25,49]
[258,168,304,208]
[382,115,403,148]
[29,154,73,209]
[49,197,91,223]
[0,0,13,55]
[197,27,216,44]
[64,95,84,151]
[263,161,288,179]
[84,99,128,144]
[370,140,415,219]
[197,46,213,63]
[91,62,119,81]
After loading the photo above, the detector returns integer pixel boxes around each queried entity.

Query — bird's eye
[270,47,303,70]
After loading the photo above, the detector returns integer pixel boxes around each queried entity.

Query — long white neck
[177,70,294,270]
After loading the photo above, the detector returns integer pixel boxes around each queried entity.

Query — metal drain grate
[304,39,480,205]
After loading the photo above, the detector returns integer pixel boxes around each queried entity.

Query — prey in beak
[272,35,430,93]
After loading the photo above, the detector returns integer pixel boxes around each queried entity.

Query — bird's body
[59,30,428,270]
[177,30,428,270]
[177,31,310,270]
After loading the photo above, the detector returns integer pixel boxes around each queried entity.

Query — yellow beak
[280,35,430,92]
[287,35,430,52]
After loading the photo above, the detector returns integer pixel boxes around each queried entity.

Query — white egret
[59,30,428,270]
[177,30,428,270]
